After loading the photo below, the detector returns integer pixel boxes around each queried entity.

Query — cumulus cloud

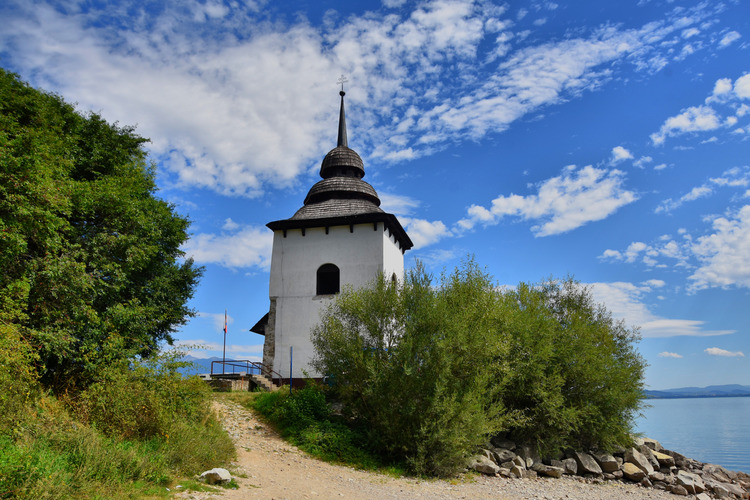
[459,165,637,236]
[611,146,634,164]
[651,73,750,146]
[401,217,451,249]
[658,352,683,358]
[688,205,750,291]
[183,225,273,269]
[704,347,744,357]
[0,0,725,196]
[651,105,721,145]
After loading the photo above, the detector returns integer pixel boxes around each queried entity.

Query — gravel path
[176,398,678,500]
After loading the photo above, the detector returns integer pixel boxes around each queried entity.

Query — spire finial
[337,74,348,93]
[336,75,348,147]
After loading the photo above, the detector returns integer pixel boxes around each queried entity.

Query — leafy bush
[0,325,38,435]
[76,350,215,440]
[311,259,646,475]
[496,278,645,454]
[311,260,509,476]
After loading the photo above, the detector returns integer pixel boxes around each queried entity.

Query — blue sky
[2,0,749,390]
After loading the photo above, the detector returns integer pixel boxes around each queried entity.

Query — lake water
[634,396,750,473]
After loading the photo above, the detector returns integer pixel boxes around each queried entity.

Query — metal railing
[210,359,283,385]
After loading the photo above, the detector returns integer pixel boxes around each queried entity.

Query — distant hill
[645,384,750,399]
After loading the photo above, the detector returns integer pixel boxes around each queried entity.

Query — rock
[625,448,654,475]
[622,462,647,482]
[592,452,619,473]
[676,470,705,495]
[703,463,735,483]
[640,437,663,452]
[695,493,712,500]
[510,465,525,478]
[640,477,652,488]
[500,461,514,470]
[531,463,564,478]
[669,484,689,496]
[637,444,660,469]
[512,456,526,469]
[560,458,578,475]
[704,480,731,499]
[649,449,674,468]
[469,455,500,475]
[492,447,516,463]
[649,471,666,482]
[722,482,746,498]
[516,444,539,467]
[573,451,602,476]
[665,450,689,469]
[199,468,232,485]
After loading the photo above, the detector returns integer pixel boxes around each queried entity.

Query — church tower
[255,87,413,384]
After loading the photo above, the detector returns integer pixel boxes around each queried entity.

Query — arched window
[316,263,340,295]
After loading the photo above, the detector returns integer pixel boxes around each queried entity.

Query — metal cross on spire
[337,74,348,93]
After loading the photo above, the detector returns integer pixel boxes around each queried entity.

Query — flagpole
[222,309,227,374]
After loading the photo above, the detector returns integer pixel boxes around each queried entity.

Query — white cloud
[611,146,634,164]
[183,225,273,269]
[651,73,750,146]
[688,205,750,291]
[658,352,683,358]
[719,31,741,48]
[655,185,713,213]
[401,217,451,248]
[379,192,421,216]
[175,339,264,360]
[704,347,744,357]
[197,312,234,333]
[0,0,724,196]
[588,282,734,337]
[460,165,637,237]
[633,156,652,169]
[735,74,750,100]
[651,105,721,145]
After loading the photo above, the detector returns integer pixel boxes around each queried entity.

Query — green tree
[0,68,202,390]
[311,260,646,475]
[311,260,510,476]
[496,278,646,454]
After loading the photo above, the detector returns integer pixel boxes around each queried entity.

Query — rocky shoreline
[470,436,750,499]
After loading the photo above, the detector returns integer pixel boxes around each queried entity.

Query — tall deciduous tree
[0,68,202,390]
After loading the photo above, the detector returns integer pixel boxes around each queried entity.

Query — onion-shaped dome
[291,90,383,220]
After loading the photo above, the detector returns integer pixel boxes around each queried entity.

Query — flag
[223,309,227,334]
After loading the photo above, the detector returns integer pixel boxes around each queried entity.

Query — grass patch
[246,383,407,476]
[0,354,236,499]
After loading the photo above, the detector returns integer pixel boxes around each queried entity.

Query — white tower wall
[269,222,404,378]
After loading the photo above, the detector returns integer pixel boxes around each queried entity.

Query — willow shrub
[311,260,646,475]
[311,260,511,476]
[496,279,646,455]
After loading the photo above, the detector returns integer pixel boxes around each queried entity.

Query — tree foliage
[311,259,646,476]
[0,68,202,390]
[312,260,511,476]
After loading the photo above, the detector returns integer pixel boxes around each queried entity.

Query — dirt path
[176,398,676,500]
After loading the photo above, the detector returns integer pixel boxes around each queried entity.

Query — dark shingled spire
[267,85,413,252]
[337,90,348,147]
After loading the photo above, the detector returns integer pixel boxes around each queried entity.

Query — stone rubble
[469,436,750,499]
